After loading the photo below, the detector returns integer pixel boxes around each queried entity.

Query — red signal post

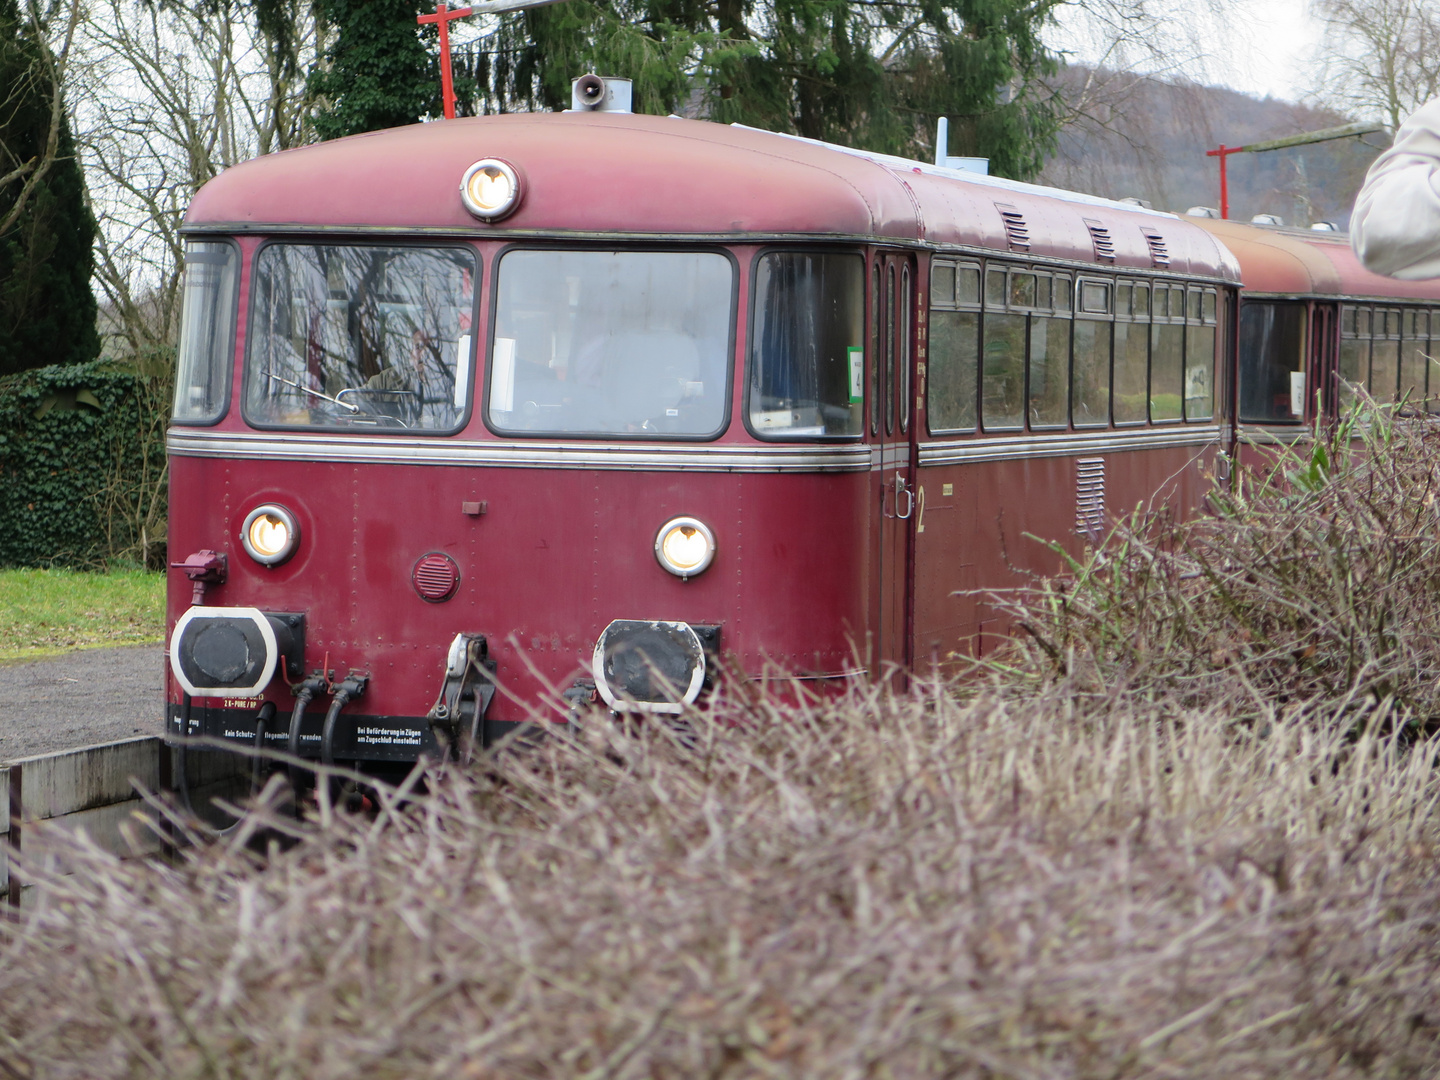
[1206,143,1244,220]
[418,1,475,119]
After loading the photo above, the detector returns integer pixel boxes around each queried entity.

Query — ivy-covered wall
[0,360,171,567]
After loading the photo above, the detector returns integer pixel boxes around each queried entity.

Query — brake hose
[288,678,326,795]
[251,701,277,795]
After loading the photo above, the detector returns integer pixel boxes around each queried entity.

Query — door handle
[894,474,914,520]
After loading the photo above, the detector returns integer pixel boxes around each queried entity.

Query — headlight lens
[241,504,300,567]
[460,159,521,221]
[654,516,715,578]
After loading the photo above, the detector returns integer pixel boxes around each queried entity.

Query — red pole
[418,1,474,120]
[1205,144,1241,220]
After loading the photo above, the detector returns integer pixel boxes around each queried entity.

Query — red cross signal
[418,1,475,120]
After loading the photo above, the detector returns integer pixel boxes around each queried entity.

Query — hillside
[1038,70,1386,227]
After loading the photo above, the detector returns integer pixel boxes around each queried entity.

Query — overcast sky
[1050,0,1325,105]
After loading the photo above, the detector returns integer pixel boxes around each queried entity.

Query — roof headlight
[460,159,521,221]
[655,516,715,579]
[241,504,299,567]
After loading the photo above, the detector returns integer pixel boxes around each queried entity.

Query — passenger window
[931,263,956,307]
[1371,309,1400,401]
[958,267,981,305]
[1072,319,1112,427]
[985,269,1006,307]
[982,311,1026,429]
[1028,314,1069,428]
[928,262,980,433]
[1339,303,1370,410]
[1054,276,1072,312]
[1238,301,1305,423]
[1151,317,1184,423]
[1113,279,1148,425]
[899,265,912,434]
[870,265,881,435]
[1010,272,1037,308]
[749,250,865,438]
[1400,309,1427,406]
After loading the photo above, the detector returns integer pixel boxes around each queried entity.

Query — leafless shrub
[3,675,1439,1077]
[990,402,1440,727]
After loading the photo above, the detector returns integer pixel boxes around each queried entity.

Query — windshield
[488,249,733,438]
[245,244,476,431]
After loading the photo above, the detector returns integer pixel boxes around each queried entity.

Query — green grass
[0,567,165,660]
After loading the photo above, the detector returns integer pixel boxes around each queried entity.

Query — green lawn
[0,568,166,660]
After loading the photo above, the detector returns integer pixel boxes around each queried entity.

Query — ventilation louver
[996,204,1030,251]
[1142,229,1171,268]
[1084,219,1115,262]
[412,552,460,602]
[1076,457,1106,536]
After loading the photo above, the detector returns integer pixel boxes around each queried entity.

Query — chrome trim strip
[167,429,873,472]
[918,425,1223,465]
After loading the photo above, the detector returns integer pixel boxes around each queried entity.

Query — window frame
[479,241,740,443]
[173,236,242,428]
[1071,274,1115,429]
[742,244,866,443]
[243,238,483,437]
[926,257,982,436]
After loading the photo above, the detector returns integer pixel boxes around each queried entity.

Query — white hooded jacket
[1352,99,1440,279]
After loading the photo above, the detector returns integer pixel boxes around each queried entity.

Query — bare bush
[2,677,1439,1077]
[990,404,1440,726]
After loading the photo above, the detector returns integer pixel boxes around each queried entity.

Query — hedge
[0,358,171,568]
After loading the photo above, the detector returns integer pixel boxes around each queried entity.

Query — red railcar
[166,106,1241,769]
[1192,216,1440,470]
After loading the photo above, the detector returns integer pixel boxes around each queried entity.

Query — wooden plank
[11,736,161,822]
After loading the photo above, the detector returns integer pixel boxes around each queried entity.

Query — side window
[1150,283,1184,421]
[1112,280,1149,424]
[885,264,897,434]
[927,259,979,433]
[1371,308,1401,402]
[1185,287,1216,421]
[1027,271,1068,429]
[1238,301,1306,423]
[174,241,239,424]
[1401,308,1428,407]
[1072,277,1113,427]
[982,263,1026,430]
[1339,304,1370,410]
[870,264,881,435]
[899,265,912,433]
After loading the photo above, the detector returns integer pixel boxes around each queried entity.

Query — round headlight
[654,516,715,579]
[241,504,300,567]
[460,159,521,221]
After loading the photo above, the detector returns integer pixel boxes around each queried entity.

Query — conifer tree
[310,0,443,138]
[0,0,99,376]
[458,0,1061,179]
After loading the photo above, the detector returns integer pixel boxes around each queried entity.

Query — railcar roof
[185,112,1239,281]
[1192,217,1440,301]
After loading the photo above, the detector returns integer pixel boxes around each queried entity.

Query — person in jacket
[1353,99,1440,279]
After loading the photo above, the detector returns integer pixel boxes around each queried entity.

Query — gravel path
[0,644,166,762]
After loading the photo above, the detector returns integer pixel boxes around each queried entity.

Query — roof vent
[1251,213,1284,227]
[1310,221,1338,232]
[570,74,633,113]
[1186,206,1219,218]
[1119,196,1153,209]
[996,204,1030,251]
[1084,219,1116,262]
[1141,229,1170,269]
